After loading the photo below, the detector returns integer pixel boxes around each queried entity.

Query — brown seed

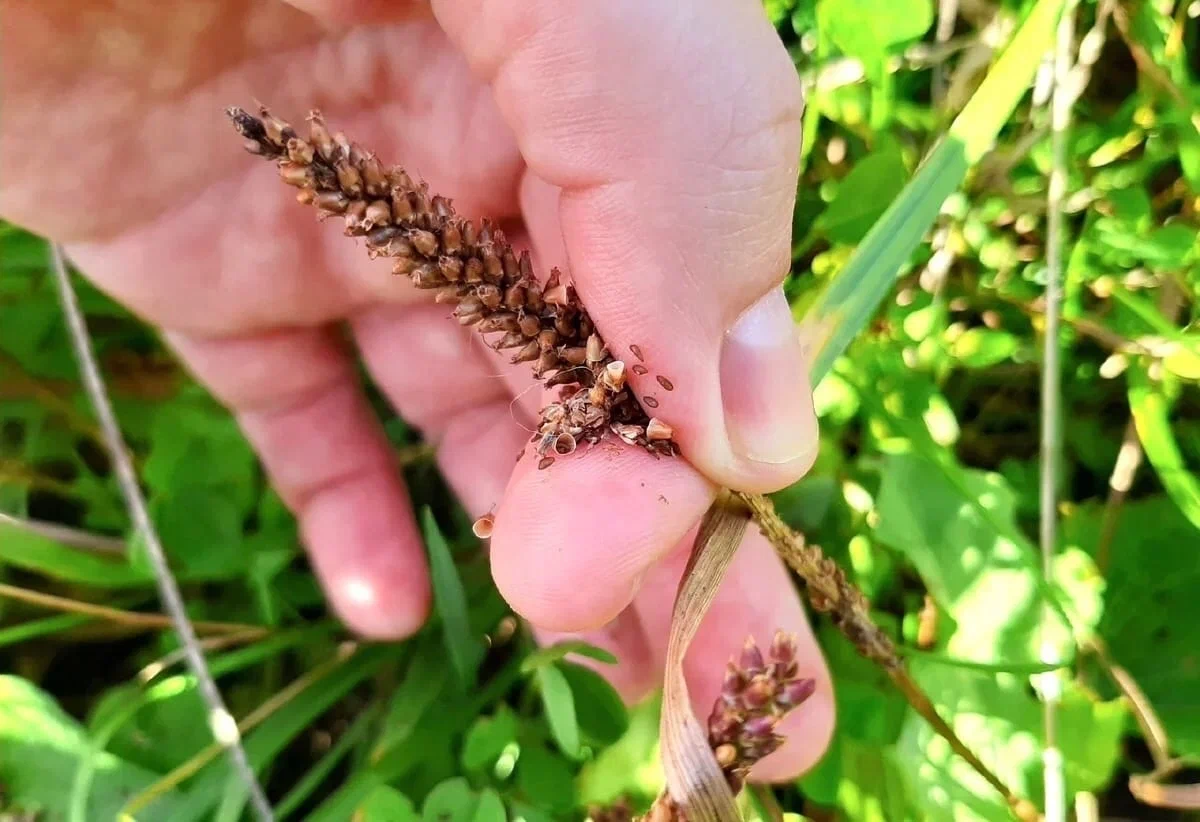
[612,423,643,444]
[714,744,738,769]
[472,513,495,539]
[361,155,388,196]
[278,162,312,187]
[307,111,336,160]
[366,226,403,248]
[512,341,541,364]
[476,284,502,309]
[477,312,519,333]
[604,361,627,391]
[434,286,462,304]
[502,250,520,280]
[537,329,559,351]
[504,284,527,310]
[286,137,314,165]
[412,264,446,289]
[335,160,363,196]
[646,418,673,441]
[554,433,577,455]
[432,195,454,220]
[392,257,418,276]
[462,220,478,247]
[631,364,649,376]
[630,344,645,362]
[538,456,555,470]
[492,331,527,350]
[464,258,484,283]
[519,249,534,280]
[519,315,542,338]
[442,221,463,254]
[314,191,350,214]
[643,395,659,408]
[259,107,291,144]
[535,350,559,376]
[588,383,607,407]
[554,313,575,338]
[586,334,606,364]
[457,312,483,327]
[391,192,414,222]
[438,256,464,281]
[408,229,439,257]
[482,249,504,282]
[543,283,570,306]
[456,296,484,316]
[296,189,315,205]
[656,375,674,391]
[364,200,392,228]
[560,347,588,366]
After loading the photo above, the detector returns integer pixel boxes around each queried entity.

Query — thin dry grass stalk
[226,105,1040,822]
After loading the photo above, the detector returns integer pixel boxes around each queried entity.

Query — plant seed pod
[472,513,495,539]
[432,195,454,220]
[392,257,419,276]
[314,191,350,214]
[554,313,575,338]
[408,229,438,257]
[296,189,315,205]
[364,200,392,228]
[366,225,402,248]
[477,311,519,333]
[438,256,464,281]
[554,433,577,455]
[476,284,502,309]
[504,284,526,310]
[361,155,388,195]
[411,264,446,289]
[708,710,740,744]
[434,286,462,304]
[770,630,796,664]
[777,678,816,708]
[512,341,540,364]
[482,248,504,282]
[742,715,777,741]
[286,137,314,164]
[612,423,643,445]
[714,744,739,769]
[334,160,363,196]
[561,347,588,366]
[492,331,527,350]
[646,418,673,441]
[738,638,765,674]
[441,221,462,254]
[742,675,775,709]
[456,295,484,316]
[502,249,520,279]
[391,191,414,222]
[604,361,627,391]
[588,383,607,407]
[586,334,606,364]
[259,107,292,144]
[544,282,569,306]
[537,329,559,351]
[278,162,312,187]
[534,350,559,376]
[307,111,336,160]
[457,311,483,327]
[464,258,484,283]
[519,314,542,338]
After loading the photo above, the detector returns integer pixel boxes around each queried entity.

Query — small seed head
[472,513,495,539]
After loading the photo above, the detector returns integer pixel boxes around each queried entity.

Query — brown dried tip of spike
[472,513,495,539]
[645,418,673,441]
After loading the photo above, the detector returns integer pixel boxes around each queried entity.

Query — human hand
[0,0,832,779]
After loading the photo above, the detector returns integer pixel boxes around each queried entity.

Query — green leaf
[819,142,910,244]
[536,663,581,759]
[374,633,450,758]
[949,328,1020,368]
[0,675,189,821]
[471,788,508,822]
[0,519,151,587]
[895,662,1126,821]
[578,695,663,807]
[817,0,933,85]
[422,777,477,822]
[461,706,519,773]
[520,640,618,673]
[147,484,246,580]
[422,507,482,688]
[1128,365,1200,531]
[559,661,630,746]
[515,746,577,813]
[358,785,420,822]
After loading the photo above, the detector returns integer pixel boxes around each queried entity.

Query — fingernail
[719,287,816,465]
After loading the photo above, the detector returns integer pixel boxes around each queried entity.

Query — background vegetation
[2,0,1199,820]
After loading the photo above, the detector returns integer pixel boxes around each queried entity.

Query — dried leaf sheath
[225,105,678,461]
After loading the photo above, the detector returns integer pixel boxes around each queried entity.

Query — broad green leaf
[0,676,189,821]
[950,328,1020,368]
[560,661,630,746]
[358,785,419,822]
[873,452,1083,664]
[422,777,477,822]
[0,520,151,587]
[520,640,618,673]
[1128,365,1200,531]
[536,663,581,759]
[817,0,933,85]
[516,746,577,814]
[422,507,482,688]
[578,695,664,807]
[1064,497,1200,755]
[461,706,519,773]
[471,788,508,822]
[819,142,910,244]
[895,662,1126,821]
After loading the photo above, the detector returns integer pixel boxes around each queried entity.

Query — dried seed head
[646,418,673,441]
[472,513,495,539]
[738,637,765,674]
[408,229,439,257]
[586,334,607,364]
[286,137,315,165]
[742,675,775,709]
[777,678,817,708]
[279,162,312,187]
[364,200,392,228]
[604,361,627,391]
[770,630,797,665]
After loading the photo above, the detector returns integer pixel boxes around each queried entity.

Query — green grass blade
[1128,365,1200,531]
[422,507,482,688]
[802,0,1067,384]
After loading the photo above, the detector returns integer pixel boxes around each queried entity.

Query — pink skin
[1,0,832,779]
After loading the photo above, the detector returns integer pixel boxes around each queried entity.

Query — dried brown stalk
[226,106,677,466]
[226,105,1039,822]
